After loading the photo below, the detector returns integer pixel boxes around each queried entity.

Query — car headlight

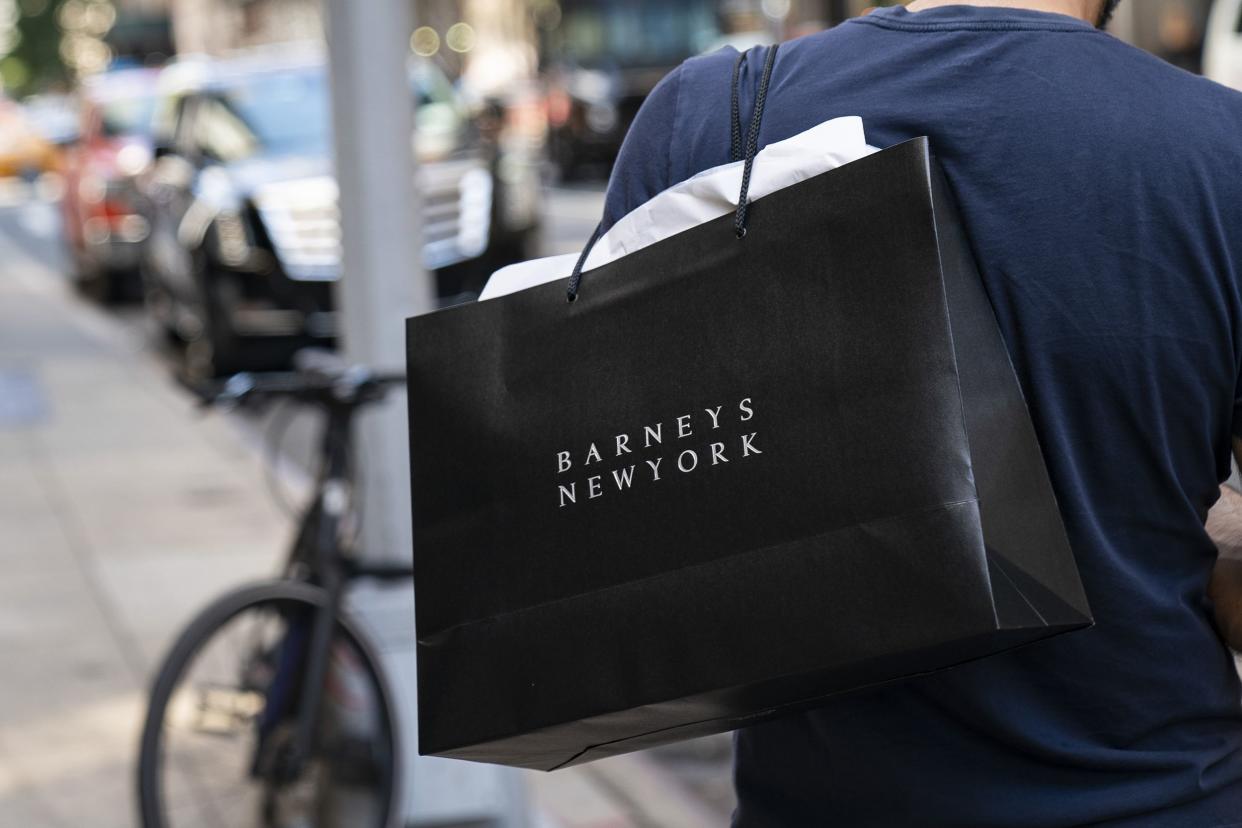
[116,144,153,177]
[214,211,251,267]
[586,104,618,135]
[79,174,106,205]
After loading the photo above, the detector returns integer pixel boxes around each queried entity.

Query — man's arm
[1206,439,1242,650]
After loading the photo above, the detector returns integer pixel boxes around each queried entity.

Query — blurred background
[0,0,1237,826]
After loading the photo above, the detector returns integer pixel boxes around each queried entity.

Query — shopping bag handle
[732,43,779,239]
[566,43,780,303]
[730,49,749,164]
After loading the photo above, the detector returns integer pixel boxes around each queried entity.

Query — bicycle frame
[261,398,357,783]
[143,363,413,825]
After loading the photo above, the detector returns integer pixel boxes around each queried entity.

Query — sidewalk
[0,207,729,826]
[0,239,288,825]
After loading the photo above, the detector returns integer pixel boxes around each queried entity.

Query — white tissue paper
[478,115,880,301]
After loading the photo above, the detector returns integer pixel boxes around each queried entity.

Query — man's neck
[904,0,1098,24]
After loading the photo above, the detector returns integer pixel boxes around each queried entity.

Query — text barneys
[556,398,760,508]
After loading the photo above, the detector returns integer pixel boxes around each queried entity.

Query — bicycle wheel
[137,581,400,828]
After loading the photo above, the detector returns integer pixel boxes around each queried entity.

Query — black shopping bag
[405,48,1090,772]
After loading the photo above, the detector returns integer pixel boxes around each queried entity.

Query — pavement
[0,197,290,826]
[0,182,735,827]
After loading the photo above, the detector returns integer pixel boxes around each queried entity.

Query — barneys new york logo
[556,397,761,508]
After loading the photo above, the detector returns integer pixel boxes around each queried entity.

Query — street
[0,176,735,827]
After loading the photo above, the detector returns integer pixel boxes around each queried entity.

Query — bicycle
[137,350,411,828]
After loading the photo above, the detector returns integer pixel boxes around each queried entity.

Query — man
[602,1,1242,825]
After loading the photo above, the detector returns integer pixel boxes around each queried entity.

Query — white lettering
[557,399,763,509]
[613,465,636,490]
[585,443,602,465]
[739,397,754,422]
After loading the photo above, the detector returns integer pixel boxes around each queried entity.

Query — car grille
[253,155,493,281]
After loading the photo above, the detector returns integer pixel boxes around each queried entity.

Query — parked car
[138,48,540,377]
[540,0,720,178]
[60,68,159,301]
[1205,0,1242,90]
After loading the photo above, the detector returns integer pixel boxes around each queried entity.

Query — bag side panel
[929,162,1092,628]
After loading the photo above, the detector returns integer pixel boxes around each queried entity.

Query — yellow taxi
[0,99,60,178]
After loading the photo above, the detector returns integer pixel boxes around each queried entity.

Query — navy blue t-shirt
[602,6,1242,826]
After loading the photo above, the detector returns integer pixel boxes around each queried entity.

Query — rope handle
[730,50,748,163]
[565,221,602,302]
[566,43,780,302]
[734,43,779,239]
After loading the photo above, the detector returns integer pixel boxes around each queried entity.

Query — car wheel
[75,269,111,303]
[552,133,578,183]
[71,250,114,303]
[137,261,181,345]
[184,251,243,381]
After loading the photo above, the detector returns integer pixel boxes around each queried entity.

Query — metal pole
[323,1,527,823]
[323,0,426,567]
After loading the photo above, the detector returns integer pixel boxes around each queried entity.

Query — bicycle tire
[136,580,401,828]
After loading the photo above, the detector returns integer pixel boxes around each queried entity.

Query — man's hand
[1207,442,1242,651]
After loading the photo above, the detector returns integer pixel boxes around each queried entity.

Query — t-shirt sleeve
[600,64,684,233]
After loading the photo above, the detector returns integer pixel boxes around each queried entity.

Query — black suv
[138,48,540,377]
